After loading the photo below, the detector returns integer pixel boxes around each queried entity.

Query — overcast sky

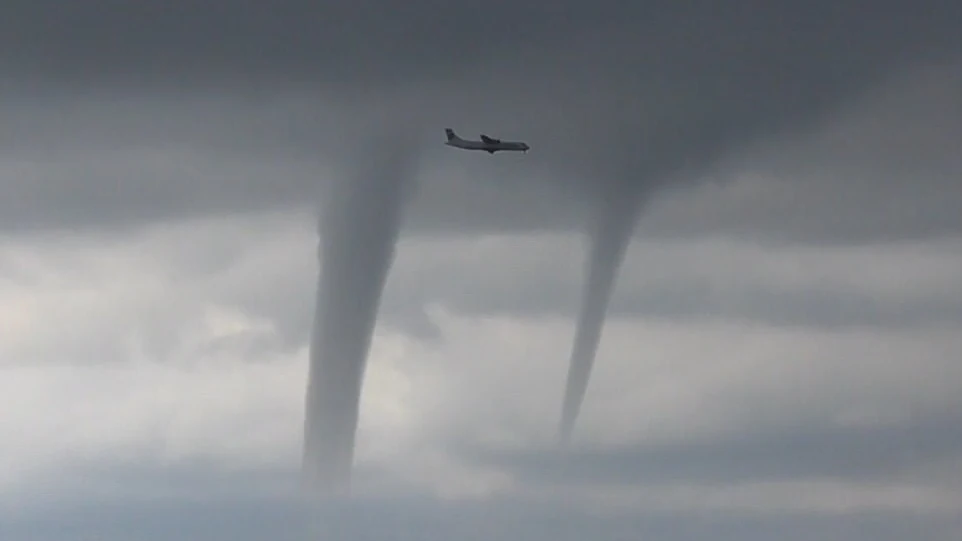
[2,2,961,540]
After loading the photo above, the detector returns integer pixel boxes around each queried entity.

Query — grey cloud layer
[7,468,961,541]
[0,1,613,85]
[3,2,957,88]
[2,1,960,243]
[8,217,960,365]
[467,411,962,486]
[373,236,962,337]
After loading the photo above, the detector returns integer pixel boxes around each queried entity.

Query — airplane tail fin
[445,128,457,142]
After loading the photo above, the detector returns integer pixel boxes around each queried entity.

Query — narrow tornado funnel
[302,134,416,496]
[559,191,642,446]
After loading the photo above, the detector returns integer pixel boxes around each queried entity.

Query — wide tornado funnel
[302,131,417,496]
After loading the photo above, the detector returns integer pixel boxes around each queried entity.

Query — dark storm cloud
[1,1,960,239]
[637,61,962,245]
[0,93,335,232]
[3,2,956,88]
[0,1,611,86]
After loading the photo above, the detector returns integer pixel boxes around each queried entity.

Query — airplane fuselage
[445,128,529,154]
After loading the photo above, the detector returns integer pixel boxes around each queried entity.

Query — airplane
[444,128,529,154]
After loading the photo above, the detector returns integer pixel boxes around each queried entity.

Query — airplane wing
[480,134,501,144]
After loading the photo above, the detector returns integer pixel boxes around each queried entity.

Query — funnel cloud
[302,129,419,494]
[559,191,643,444]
